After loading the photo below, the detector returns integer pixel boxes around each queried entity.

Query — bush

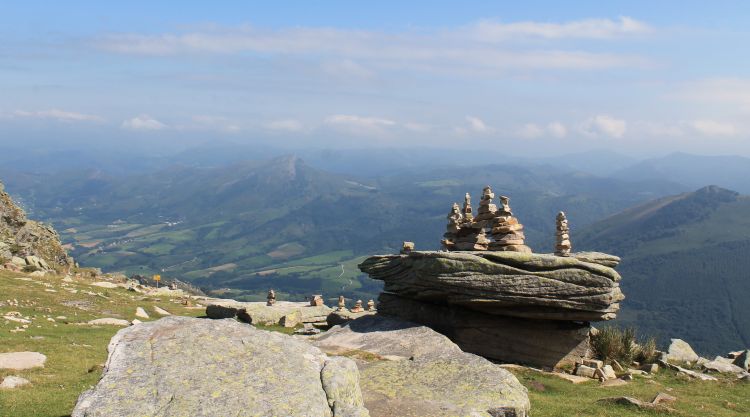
[22,265,40,273]
[634,336,659,364]
[592,326,636,365]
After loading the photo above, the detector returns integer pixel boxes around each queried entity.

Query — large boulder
[359,251,623,321]
[313,315,530,417]
[665,339,700,363]
[72,316,369,417]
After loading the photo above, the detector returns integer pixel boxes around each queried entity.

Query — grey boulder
[313,314,530,417]
[72,316,368,417]
[665,339,700,363]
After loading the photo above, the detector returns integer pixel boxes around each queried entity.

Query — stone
[611,359,624,372]
[311,294,324,307]
[267,288,276,306]
[88,318,130,326]
[575,364,597,378]
[640,363,659,374]
[599,378,628,387]
[666,339,700,363]
[350,300,364,313]
[366,300,375,311]
[659,360,718,381]
[0,351,47,370]
[651,392,677,405]
[131,319,142,325]
[135,307,149,319]
[153,306,171,316]
[11,256,26,267]
[376,292,591,369]
[602,365,617,379]
[554,211,571,256]
[571,252,621,267]
[313,315,529,417]
[400,241,414,254]
[326,310,376,327]
[583,359,603,369]
[598,396,675,413]
[0,375,31,389]
[206,299,333,326]
[72,316,369,417]
[732,350,750,370]
[92,281,119,289]
[360,251,623,322]
[703,357,745,374]
[280,310,301,328]
[338,295,346,311]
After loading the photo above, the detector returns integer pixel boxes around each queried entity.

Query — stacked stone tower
[441,203,462,250]
[488,195,531,253]
[555,211,571,256]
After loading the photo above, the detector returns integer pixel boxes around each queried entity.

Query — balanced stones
[266,289,276,306]
[310,294,324,307]
[441,187,531,252]
[555,211,571,256]
[488,195,531,253]
[351,300,364,313]
[337,295,346,311]
[367,299,376,311]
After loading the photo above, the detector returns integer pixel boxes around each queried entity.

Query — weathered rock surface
[313,315,529,417]
[87,318,130,326]
[72,316,369,417]
[703,357,746,374]
[327,309,376,327]
[732,350,750,370]
[0,351,47,370]
[359,251,623,321]
[377,292,591,369]
[207,299,332,326]
[0,180,73,269]
[665,339,700,363]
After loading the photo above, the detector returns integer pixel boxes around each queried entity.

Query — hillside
[2,158,683,303]
[578,186,750,354]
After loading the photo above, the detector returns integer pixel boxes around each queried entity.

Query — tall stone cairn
[555,211,571,256]
[474,186,498,222]
[441,203,463,250]
[488,195,531,253]
[452,193,490,251]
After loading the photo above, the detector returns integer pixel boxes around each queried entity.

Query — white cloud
[324,114,396,136]
[581,115,627,138]
[265,119,305,132]
[689,119,738,136]
[466,116,490,133]
[469,16,651,41]
[678,78,750,113]
[9,109,102,122]
[517,123,545,138]
[547,121,568,138]
[121,115,167,131]
[189,115,241,133]
[93,19,652,73]
[403,122,432,133]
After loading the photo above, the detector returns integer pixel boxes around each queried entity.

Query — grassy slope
[0,270,204,417]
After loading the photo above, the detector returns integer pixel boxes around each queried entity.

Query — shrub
[22,265,40,273]
[634,336,659,364]
[591,326,637,364]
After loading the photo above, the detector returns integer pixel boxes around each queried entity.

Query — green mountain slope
[3,157,682,303]
[578,186,750,354]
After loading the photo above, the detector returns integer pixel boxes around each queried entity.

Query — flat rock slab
[1,375,31,389]
[72,316,368,417]
[91,281,120,289]
[327,310,376,327]
[0,352,47,370]
[153,306,171,316]
[206,300,333,326]
[135,307,149,319]
[359,250,623,321]
[313,315,529,417]
[87,318,130,326]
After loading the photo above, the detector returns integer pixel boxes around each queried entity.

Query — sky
[2,1,750,156]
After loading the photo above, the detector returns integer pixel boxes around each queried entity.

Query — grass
[0,270,204,417]
[510,367,750,416]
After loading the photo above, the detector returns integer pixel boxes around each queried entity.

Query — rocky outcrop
[313,315,530,417]
[359,250,623,368]
[206,299,332,326]
[359,251,623,322]
[0,180,72,270]
[72,316,369,417]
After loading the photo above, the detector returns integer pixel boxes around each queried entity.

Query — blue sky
[2,1,750,156]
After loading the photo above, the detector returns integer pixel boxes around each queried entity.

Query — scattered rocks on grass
[0,375,30,389]
[0,351,47,370]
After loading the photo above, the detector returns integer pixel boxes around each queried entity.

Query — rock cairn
[488,195,531,253]
[367,299,376,311]
[337,295,346,311]
[351,300,364,313]
[442,187,530,253]
[310,294,323,307]
[266,289,276,306]
[401,241,415,254]
[555,211,571,256]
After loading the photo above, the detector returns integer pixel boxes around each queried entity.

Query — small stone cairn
[488,195,531,253]
[401,241,415,254]
[555,211,571,256]
[351,300,364,313]
[310,294,324,307]
[367,299,376,311]
[443,193,491,250]
[337,295,346,311]
[266,289,276,306]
